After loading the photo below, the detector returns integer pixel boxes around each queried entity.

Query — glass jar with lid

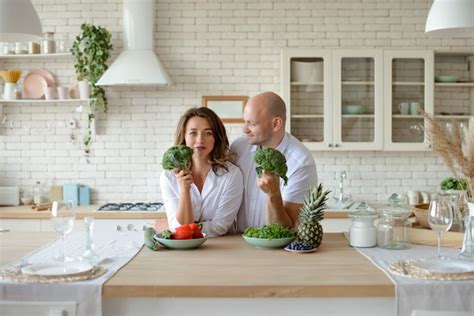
[41,32,56,54]
[348,202,378,248]
[376,193,412,250]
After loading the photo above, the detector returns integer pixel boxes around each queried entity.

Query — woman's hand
[174,168,193,191]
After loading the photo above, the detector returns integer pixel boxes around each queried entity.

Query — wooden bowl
[413,203,430,229]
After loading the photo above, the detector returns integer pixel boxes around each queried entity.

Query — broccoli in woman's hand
[254,147,288,186]
[162,145,193,172]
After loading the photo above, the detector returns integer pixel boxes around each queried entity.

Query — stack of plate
[23,69,55,99]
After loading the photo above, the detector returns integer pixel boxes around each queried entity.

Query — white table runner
[355,244,474,316]
[0,229,144,316]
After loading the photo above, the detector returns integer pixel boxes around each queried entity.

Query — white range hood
[97,0,172,86]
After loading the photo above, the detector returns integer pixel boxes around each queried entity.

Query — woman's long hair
[175,107,235,174]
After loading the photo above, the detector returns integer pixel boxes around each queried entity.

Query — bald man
[231,91,318,232]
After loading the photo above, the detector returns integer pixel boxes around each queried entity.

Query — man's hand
[257,170,281,196]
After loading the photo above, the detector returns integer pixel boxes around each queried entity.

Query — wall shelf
[0,99,91,104]
[0,53,71,59]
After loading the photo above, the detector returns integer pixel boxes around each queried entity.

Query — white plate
[410,259,474,274]
[21,261,94,276]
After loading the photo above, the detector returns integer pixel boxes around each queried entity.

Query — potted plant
[71,23,113,150]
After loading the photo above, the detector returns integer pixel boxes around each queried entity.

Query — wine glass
[51,200,75,262]
[428,194,453,260]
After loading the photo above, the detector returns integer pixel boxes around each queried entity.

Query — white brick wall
[1,0,473,204]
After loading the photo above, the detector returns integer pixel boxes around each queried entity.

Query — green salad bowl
[242,235,295,249]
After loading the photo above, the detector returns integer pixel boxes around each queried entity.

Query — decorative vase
[78,80,90,100]
[460,201,474,261]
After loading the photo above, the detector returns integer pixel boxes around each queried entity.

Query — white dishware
[21,261,93,276]
[428,193,453,260]
[407,190,420,205]
[51,200,75,262]
[78,80,90,100]
[410,102,421,115]
[409,258,474,274]
[44,86,57,100]
[3,83,16,100]
[398,102,410,115]
[57,86,69,99]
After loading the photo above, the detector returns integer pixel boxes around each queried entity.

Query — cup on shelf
[4,83,16,100]
[57,86,69,99]
[398,102,410,115]
[410,102,421,115]
[44,86,57,100]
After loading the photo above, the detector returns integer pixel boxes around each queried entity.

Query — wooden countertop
[103,234,394,298]
[0,206,351,220]
[0,232,394,298]
[0,205,167,219]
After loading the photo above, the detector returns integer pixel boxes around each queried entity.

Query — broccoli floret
[162,145,193,171]
[254,147,288,186]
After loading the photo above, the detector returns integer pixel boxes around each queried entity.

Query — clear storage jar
[348,202,378,248]
[41,32,56,54]
[376,194,412,250]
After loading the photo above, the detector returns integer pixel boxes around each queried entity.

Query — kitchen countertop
[0,205,167,219]
[0,206,354,220]
[0,232,394,298]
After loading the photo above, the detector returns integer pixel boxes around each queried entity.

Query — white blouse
[160,162,244,237]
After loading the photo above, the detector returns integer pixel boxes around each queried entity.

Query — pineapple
[297,184,330,248]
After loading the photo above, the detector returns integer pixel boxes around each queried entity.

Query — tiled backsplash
[1,0,470,204]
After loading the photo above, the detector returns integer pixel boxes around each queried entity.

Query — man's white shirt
[231,132,318,232]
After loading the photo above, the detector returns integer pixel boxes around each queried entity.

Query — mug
[57,86,69,99]
[398,102,410,115]
[44,86,57,100]
[410,102,420,115]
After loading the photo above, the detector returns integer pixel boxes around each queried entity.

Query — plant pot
[78,80,90,100]
[4,83,16,100]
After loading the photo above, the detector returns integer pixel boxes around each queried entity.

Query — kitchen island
[0,231,395,316]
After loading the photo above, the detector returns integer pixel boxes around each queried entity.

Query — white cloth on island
[354,244,474,316]
[0,230,144,316]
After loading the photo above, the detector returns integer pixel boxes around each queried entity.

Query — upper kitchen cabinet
[383,50,434,151]
[281,49,332,151]
[281,49,383,151]
[433,51,474,136]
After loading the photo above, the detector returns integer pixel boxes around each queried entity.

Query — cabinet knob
[328,144,333,148]
[334,144,340,148]
[127,224,135,231]
[428,144,432,149]
[116,225,122,231]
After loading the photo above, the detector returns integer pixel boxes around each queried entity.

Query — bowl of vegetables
[242,224,295,249]
[144,224,207,250]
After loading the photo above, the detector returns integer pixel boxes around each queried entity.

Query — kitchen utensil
[23,73,48,99]
[398,102,410,115]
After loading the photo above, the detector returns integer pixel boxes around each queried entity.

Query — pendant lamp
[0,0,43,41]
[425,0,474,36]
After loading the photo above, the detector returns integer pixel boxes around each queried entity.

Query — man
[231,91,318,232]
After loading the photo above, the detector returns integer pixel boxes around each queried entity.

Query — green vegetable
[243,224,295,239]
[440,177,468,191]
[144,227,160,251]
[254,148,288,185]
[162,145,193,172]
[159,229,173,239]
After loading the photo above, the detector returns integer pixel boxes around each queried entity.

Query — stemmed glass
[51,200,75,262]
[428,194,453,260]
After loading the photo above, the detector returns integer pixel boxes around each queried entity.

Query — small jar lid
[348,202,378,220]
[377,193,412,219]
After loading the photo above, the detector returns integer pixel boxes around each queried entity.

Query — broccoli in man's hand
[254,147,288,186]
[162,145,193,172]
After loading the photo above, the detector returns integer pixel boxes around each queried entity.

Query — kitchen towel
[0,229,144,316]
[354,244,474,316]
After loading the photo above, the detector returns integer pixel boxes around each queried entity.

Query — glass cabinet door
[384,51,434,151]
[434,51,474,140]
[281,49,332,151]
[332,50,383,150]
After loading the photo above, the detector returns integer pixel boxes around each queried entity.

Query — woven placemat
[0,266,107,283]
[388,260,474,281]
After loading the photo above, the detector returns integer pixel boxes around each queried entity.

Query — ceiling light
[425,0,474,37]
[0,0,43,41]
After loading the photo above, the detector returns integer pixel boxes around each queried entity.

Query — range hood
[97,0,172,86]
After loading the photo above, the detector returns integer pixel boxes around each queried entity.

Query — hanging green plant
[71,23,113,149]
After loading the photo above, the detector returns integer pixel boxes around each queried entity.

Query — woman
[159,107,243,237]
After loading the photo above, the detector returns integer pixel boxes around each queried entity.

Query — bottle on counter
[33,181,44,205]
